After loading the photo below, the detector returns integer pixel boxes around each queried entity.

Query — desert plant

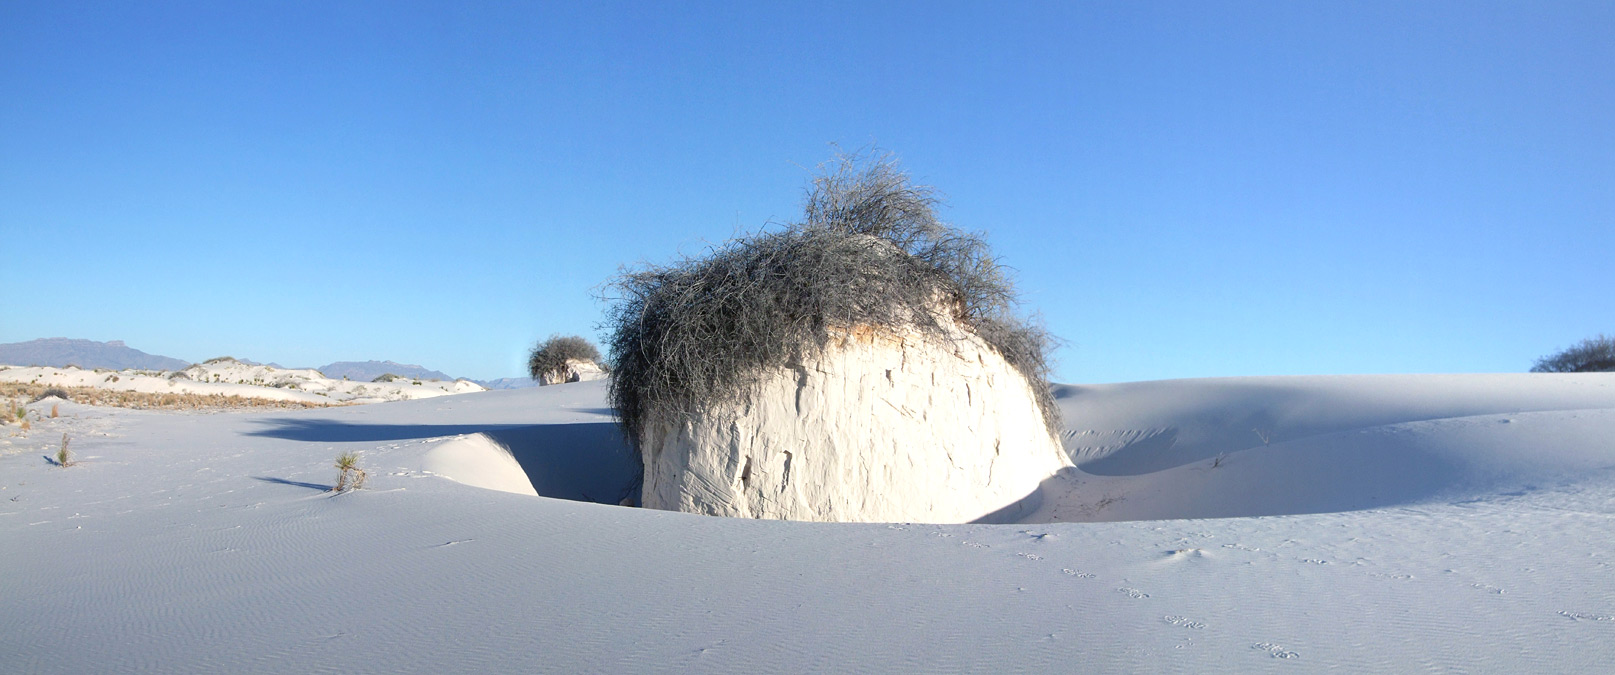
[372,373,400,383]
[32,387,70,403]
[1531,334,1615,373]
[528,335,605,382]
[50,403,58,418]
[56,434,72,467]
[602,149,1058,444]
[333,451,367,492]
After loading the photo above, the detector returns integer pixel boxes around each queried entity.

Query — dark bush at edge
[1531,334,1615,373]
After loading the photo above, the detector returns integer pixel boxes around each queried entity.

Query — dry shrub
[31,387,70,403]
[528,335,605,382]
[1532,334,1615,373]
[333,452,367,492]
[602,150,1058,444]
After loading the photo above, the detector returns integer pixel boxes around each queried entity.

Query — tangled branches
[528,335,605,382]
[603,151,1058,443]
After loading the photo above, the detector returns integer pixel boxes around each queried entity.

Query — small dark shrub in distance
[1531,334,1615,373]
[528,335,605,382]
[602,150,1059,446]
[32,387,71,403]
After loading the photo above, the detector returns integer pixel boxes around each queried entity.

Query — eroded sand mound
[639,324,1069,523]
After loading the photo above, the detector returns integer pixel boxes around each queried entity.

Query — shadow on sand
[251,476,332,491]
[245,419,641,505]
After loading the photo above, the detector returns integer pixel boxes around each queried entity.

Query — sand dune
[3,374,1613,672]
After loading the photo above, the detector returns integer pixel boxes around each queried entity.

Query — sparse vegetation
[1531,334,1615,373]
[333,452,367,492]
[528,335,605,383]
[32,387,70,403]
[602,150,1058,443]
[0,382,348,411]
[50,403,58,418]
[55,434,73,467]
[372,373,400,383]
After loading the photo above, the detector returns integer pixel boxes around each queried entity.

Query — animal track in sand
[1062,569,1096,578]
[1472,583,1505,594]
[1117,587,1150,599]
[1252,642,1299,659]
[1016,552,1043,561]
[1163,615,1205,629]
[1559,611,1614,622]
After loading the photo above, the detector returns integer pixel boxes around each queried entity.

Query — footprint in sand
[1559,611,1614,622]
[1117,587,1150,599]
[1252,642,1299,659]
[1163,615,1205,629]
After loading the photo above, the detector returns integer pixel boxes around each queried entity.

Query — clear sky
[2,1,1610,383]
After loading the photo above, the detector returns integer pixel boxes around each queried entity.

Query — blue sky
[2,1,1610,383]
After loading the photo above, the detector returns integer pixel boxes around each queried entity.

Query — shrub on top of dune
[528,335,606,385]
[603,151,1058,444]
[1531,334,1615,373]
[601,151,1068,522]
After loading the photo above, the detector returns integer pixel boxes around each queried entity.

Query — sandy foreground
[3,374,1613,672]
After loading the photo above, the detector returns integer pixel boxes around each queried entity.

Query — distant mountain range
[0,338,191,371]
[315,360,456,382]
[478,377,540,390]
[0,338,541,389]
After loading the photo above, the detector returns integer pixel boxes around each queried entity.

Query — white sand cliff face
[639,324,1070,523]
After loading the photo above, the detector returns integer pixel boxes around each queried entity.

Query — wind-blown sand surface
[4,374,1613,672]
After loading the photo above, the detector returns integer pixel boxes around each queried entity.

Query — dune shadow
[481,424,640,505]
[252,476,332,491]
[245,420,521,443]
[1003,432,1474,524]
[245,419,640,505]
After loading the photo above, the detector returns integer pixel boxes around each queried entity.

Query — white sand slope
[3,374,1614,672]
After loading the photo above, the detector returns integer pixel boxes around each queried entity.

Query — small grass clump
[333,452,367,492]
[602,150,1058,444]
[528,335,605,383]
[56,434,73,467]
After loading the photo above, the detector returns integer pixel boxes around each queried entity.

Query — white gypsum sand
[0,359,486,406]
[2,374,1613,672]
